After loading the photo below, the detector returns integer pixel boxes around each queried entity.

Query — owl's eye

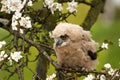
[60,34,68,40]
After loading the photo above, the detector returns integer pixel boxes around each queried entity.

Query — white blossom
[11,11,22,30]
[12,20,18,30]
[108,68,119,77]
[14,11,22,19]
[100,75,106,80]
[49,2,63,14]
[19,16,32,28]
[0,0,9,13]
[20,29,24,34]
[44,0,62,14]
[67,0,78,13]
[8,57,13,65]
[118,38,120,42]
[0,51,8,61]
[104,63,111,69]
[108,68,115,76]
[46,73,56,80]
[7,0,23,12]
[44,0,54,8]
[10,51,23,62]
[1,0,8,5]
[84,74,95,80]
[27,0,33,6]
[1,5,11,13]
[0,41,6,48]
[101,43,108,49]
[118,38,120,47]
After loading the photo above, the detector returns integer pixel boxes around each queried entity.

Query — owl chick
[52,23,98,70]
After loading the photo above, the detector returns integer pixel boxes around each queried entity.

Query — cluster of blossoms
[84,63,120,80]
[44,0,78,14]
[84,74,106,80]
[104,63,119,77]
[11,11,32,33]
[1,0,33,13]
[0,0,33,33]
[9,51,23,65]
[0,41,23,65]
[44,0,63,14]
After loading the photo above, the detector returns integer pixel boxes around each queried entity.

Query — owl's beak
[55,38,63,46]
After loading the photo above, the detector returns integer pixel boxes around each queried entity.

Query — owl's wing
[80,35,98,60]
[87,50,97,60]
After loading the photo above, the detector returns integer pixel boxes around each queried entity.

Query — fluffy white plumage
[52,23,98,70]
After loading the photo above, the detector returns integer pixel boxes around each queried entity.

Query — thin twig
[7,72,15,80]
[43,51,60,69]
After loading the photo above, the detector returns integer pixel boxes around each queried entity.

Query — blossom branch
[57,0,106,30]
[43,51,60,69]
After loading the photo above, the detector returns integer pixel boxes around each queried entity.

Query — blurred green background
[0,0,120,80]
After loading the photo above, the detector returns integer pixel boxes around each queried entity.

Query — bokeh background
[0,0,120,80]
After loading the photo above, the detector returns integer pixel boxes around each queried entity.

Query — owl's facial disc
[55,34,70,47]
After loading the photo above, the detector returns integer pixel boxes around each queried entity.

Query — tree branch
[58,0,92,6]
[81,0,106,30]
